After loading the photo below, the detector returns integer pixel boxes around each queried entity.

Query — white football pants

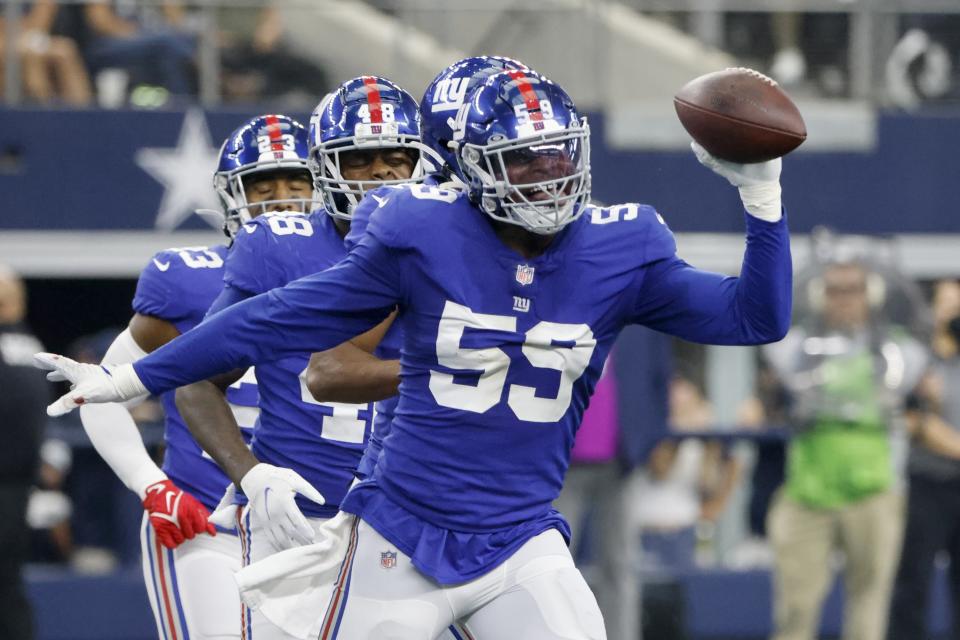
[140,512,243,640]
[317,516,606,640]
[237,506,331,640]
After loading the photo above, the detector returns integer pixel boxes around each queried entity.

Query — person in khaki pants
[763,259,928,640]
[768,487,904,640]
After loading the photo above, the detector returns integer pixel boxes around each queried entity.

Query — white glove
[691,142,783,222]
[240,463,326,551]
[209,483,239,529]
[34,353,148,417]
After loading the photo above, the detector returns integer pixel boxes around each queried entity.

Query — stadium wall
[0,107,957,277]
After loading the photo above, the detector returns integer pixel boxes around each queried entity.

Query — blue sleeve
[132,250,207,331]
[133,234,404,395]
[132,257,177,320]
[631,213,792,345]
[223,220,286,295]
[205,283,254,317]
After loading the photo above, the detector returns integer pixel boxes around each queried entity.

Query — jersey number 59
[429,301,596,423]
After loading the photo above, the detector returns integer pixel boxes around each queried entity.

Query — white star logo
[135,109,222,231]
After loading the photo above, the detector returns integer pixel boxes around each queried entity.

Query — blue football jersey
[132,245,259,511]
[135,185,791,582]
[221,211,374,518]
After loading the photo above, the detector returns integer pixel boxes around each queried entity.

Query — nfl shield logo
[515,264,535,286]
[380,550,397,569]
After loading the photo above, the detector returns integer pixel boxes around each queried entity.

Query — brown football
[674,67,807,163]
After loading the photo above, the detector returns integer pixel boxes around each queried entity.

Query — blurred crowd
[1,2,959,109]
[648,9,960,106]
[0,0,330,108]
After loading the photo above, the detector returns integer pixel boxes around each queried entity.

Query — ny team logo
[515,264,535,286]
[431,77,470,112]
[380,550,398,569]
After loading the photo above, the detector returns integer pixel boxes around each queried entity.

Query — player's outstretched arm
[305,311,400,404]
[134,236,402,396]
[36,237,403,413]
[78,314,215,548]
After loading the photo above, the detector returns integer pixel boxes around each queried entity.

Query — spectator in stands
[554,327,672,640]
[633,374,740,570]
[83,1,196,101]
[763,258,960,640]
[0,0,92,106]
[0,265,49,639]
[218,3,330,106]
[888,279,960,639]
[769,12,806,87]
[723,11,849,97]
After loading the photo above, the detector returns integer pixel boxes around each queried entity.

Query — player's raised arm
[35,233,403,415]
[630,144,791,345]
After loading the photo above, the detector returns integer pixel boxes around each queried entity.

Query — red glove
[142,480,216,549]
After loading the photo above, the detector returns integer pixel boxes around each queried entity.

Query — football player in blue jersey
[41,69,792,639]
[75,113,312,640]
[171,76,438,640]
[308,56,532,486]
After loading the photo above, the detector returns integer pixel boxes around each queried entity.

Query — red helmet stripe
[264,114,284,152]
[508,71,543,122]
[362,76,384,124]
